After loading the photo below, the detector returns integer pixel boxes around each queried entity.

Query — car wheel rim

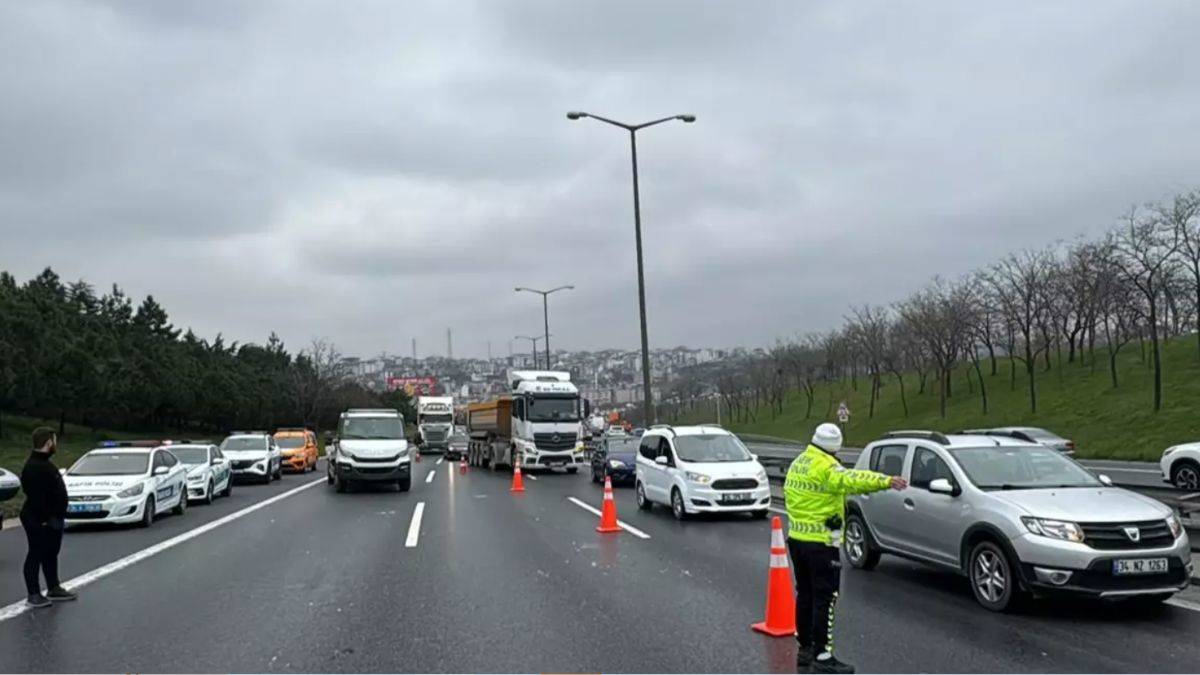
[845,521,865,562]
[973,550,1006,603]
[637,485,645,505]
[673,492,683,517]
[1178,466,1200,490]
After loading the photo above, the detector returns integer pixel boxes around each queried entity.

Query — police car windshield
[673,435,752,463]
[949,445,1098,490]
[222,437,267,451]
[421,414,453,424]
[341,417,405,440]
[71,452,149,476]
[171,447,209,464]
[276,437,306,449]
[527,397,579,423]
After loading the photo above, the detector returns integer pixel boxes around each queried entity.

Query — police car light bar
[100,440,163,448]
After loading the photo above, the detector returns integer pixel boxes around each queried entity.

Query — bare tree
[1110,204,1182,411]
[897,279,963,418]
[845,306,890,419]
[987,250,1053,413]
[1169,190,1200,359]
[290,338,348,428]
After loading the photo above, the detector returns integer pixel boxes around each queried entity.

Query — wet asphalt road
[0,458,1198,673]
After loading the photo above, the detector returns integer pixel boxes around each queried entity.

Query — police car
[169,443,234,504]
[64,441,190,527]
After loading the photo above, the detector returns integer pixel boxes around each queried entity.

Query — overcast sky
[3,1,1199,359]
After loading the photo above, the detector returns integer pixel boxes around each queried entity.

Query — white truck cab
[511,370,589,472]
[416,396,455,454]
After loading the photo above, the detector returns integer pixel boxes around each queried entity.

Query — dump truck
[466,370,591,472]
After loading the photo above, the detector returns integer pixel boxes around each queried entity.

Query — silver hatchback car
[846,431,1191,611]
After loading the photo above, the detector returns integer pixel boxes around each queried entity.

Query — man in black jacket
[19,427,76,608]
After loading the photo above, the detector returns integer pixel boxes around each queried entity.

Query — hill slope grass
[674,334,1200,462]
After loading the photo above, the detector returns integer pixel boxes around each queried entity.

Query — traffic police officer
[784,423,906,673]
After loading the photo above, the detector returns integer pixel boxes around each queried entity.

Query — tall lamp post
[515,334,547,369]
[567,111,695,424]
[515,285,574,370]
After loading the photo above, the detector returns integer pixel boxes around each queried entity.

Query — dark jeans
[788,539,842,655]
[20,515,63,595]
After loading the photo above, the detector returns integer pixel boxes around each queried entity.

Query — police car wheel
[844,514,880,570]
[671,489,689,521]
[140,496,155,528]
[204,479,215,505]
[222,478,232,497]
[173,489,187,516]
[636,482,652,511]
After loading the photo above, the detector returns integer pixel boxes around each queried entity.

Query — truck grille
[425,430,447,441]
[712,478,759,491]
[534,432,578,452]
[1080,520,1174,550]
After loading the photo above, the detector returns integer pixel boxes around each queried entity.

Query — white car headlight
[187,473,205,483]
[608,459,626,469]
[755,469,768,483]
[1163,446,1178,457]
[116,483,145,498]
[340,450,356,461]
[1021,517,1084,543]
[1167,514,1183,539]
[685,471,712,485]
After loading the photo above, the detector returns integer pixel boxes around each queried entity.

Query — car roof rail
[648,424,675,435]
[882,430,951,445]
[228,430,269,436]
[345,408,398,414]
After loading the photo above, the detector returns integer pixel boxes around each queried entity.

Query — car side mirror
[1098,474,1113,487]
[750,453,759,462]
[929,478,959,496]
[654,456,669,466]
[153,466,169,476]
[59,468,67,476]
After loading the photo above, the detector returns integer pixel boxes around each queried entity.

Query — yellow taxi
[274,428,319,472]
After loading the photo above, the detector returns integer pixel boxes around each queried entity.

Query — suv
[220,432,283,484]
[327,408,411,492]
[634,425,770,520]
[1160,442,1200,491]
[846,431,1191,611]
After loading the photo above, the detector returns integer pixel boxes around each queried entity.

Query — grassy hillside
[0,414,161,519]
[673,334,1200,462]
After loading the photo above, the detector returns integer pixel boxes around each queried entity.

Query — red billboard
[388,376,438,396]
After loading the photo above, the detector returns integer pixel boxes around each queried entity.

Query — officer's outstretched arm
[817,460,892,495]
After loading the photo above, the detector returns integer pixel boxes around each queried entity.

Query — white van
[634,425,770,520]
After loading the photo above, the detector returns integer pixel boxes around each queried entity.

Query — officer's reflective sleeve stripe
[815,455,891,495]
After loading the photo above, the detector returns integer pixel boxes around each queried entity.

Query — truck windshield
[420,414,453,424]
[342,417,405,440]
[527,397,579,422]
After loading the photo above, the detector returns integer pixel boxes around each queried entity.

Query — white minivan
[634,425,771,520]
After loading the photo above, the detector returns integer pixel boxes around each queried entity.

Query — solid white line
[566,496,650,539]
[1167,597,1200,613]
[436,457,444,466]
[405,502,425,548]
[0,477,325,624]
[425,471,436,484]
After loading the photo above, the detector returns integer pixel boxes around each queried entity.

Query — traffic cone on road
[510,457,526,493]
[459,457,468,475]
[415,449,422,463]
[751,516,796,637]
[596,476,621,533]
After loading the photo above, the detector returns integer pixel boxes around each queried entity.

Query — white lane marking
[0,477,325,624]
[425,471,436,484]
[1167,597,1200,613]
[525,474,538,481]
[437,457,444,466]
[405,502,425,548]
[566,496,650,539]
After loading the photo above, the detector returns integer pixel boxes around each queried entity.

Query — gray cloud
[2,0,1199,358]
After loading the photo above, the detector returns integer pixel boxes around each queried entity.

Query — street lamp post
[515,285,574,370]
[515,334,547,369]
[567,111,695,425]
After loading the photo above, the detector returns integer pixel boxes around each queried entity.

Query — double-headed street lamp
[567,111,695,424]
[515,285,574,370]
[515,334,548,369]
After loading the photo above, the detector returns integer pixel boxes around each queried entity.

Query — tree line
[0,268,414,438]
[663,188,1200,423]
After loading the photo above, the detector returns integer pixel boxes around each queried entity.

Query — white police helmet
[812,423,843,453]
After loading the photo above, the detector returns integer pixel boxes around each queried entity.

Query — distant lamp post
[515,285,574,370]
[567,110,695,424]
[515,334,548,369]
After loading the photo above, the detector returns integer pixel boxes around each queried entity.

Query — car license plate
[67,503,101,513]
[721,492,752,503]
[1113,558,1168,576]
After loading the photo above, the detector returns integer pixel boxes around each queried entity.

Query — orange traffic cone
[415,449,422,463]
[510,457,526,493]
[596,475,621,533]
[459,457,468,475]
[751,516,797,637]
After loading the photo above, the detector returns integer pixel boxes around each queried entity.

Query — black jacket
[19,452,68,523]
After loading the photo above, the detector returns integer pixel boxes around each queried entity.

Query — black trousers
[788,539,842,655]
[20,516,63,595]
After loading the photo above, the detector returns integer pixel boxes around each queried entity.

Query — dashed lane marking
[526,474,538,481]
[0,477,326,624]
[566,497,650,539]
[405,502,425,548]
[425,471,436,484]
[436,457,444,465]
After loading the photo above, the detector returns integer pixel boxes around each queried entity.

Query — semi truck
[466,370,590,473]
[416,395,455,453]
